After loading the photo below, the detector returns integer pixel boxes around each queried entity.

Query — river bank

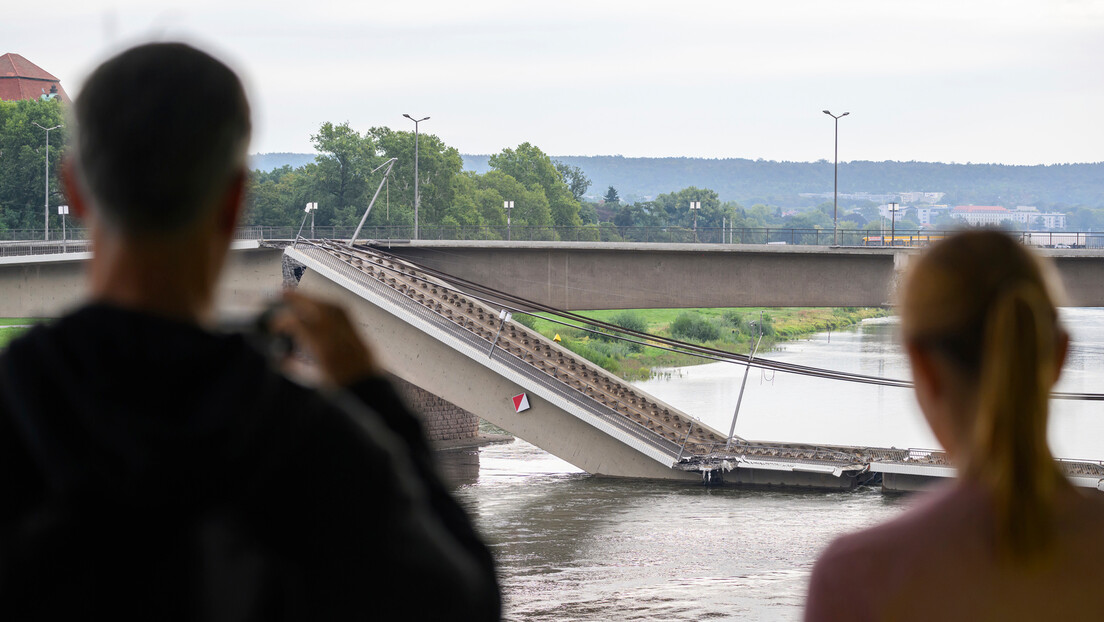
[516,307,889,380]
[0,318,41,349]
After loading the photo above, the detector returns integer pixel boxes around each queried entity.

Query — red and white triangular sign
[512,393,530,413]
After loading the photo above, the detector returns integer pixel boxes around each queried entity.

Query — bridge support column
[391,377,481,444]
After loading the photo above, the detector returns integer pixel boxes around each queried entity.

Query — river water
[437,309,1104,621]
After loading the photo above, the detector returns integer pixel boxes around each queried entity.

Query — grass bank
[0,318,44,349]
[515,307,889,381]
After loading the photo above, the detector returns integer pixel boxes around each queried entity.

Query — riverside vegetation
[514,307,889,381]
[0,318,40,348]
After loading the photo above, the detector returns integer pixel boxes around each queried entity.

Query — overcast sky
[4,0,1102,164]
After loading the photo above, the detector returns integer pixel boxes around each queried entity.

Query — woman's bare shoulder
[807,484,982,602]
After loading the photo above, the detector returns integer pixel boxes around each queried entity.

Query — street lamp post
[888,201,899,247]
[822,110,849,246]
[33,122,62,241]
[403,113,430,240]
[503,201,514,241]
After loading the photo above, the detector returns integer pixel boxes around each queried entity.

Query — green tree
[603,186,620,205]
[490,143,581,228]
[613,200,665,229]
[554,160,592,202]
[310,122,380,226]
[368,126,464,230]
[0,98,68,232]
[245,165,314,228]
[1064,207,1104,231]
[474,170,553,233]
[785,209,831,229]
[578,202,599,225]
[653,187,722,228]
[746,204,782,228]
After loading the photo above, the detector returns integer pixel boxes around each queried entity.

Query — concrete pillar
[391,377,481,443]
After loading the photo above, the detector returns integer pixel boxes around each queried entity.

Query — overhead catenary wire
[341,242,914,385]
[320,240,1104,401]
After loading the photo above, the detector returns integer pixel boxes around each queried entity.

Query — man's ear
[216,169,247,235]
[60,159,89,221]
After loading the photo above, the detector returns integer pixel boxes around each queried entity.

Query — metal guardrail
[0,241,91,257]
[296,242,686,460]
[4,226,1104,250]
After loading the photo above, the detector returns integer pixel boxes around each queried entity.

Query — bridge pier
[391,377,481,444]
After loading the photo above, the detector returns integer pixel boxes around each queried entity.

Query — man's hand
[268,290,381,386]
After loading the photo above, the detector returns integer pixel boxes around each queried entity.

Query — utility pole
[889,201,899,246]
[822,110,849,246]
[33,122,62,240]
[403,114,430,239]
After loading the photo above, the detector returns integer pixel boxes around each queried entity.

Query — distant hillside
[251,152,1104,208]
[465,155,1104,208]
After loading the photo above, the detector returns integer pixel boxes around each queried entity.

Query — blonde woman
[805,231,1104,621]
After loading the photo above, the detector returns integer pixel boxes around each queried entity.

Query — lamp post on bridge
[822,110,848,246]
[503,200,514,241]
[32,122,62,241]
[403,113,430,240]
[888,201,899,247]
[690,201,701,241]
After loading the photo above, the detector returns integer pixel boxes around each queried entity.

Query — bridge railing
[4,226,1103,253]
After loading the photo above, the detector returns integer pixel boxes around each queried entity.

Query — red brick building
[0,53,69,103]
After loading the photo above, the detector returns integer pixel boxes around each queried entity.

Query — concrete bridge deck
[373,240,1104,309]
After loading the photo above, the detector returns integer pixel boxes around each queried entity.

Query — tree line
[241,140,1104,237]
[242,124,921,240]
[246,123,592,236]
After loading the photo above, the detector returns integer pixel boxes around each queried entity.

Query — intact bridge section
[379,240,1104,309]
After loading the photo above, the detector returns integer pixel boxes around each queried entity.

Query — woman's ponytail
[968,284,1063,561]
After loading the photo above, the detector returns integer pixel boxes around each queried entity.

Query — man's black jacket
[0,304,500,620]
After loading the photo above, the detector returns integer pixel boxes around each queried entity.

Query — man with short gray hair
[0,42,500,620]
